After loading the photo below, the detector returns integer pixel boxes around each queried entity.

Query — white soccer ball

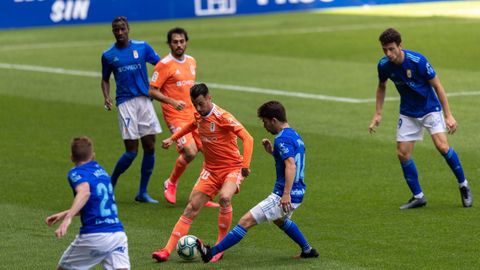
[176,235,199,260]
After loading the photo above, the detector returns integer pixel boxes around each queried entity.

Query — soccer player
[196,100,319,262]
[369,28,473,209]
[101,16,161,203]
[148,27,205,205]
[151,83,254,262]
[45,136,130,270]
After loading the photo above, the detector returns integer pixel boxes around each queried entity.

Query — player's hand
[262,139,273,154]
[445,114,457,134]
[280,193,293,214]
[173,100,186,111]
[104,97,113,111]
[369,114,382,134]
[55,218,72,239]
[241,167,250,177]
[162,138,174,149]
[45,212,64,226]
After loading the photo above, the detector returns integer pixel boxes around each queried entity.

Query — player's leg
[197,211,257,263]
[431,132,472,207]
[111,140,138,188]
[397,141,426,209]
[112,99,141,188]
[152,190,210,262]
[273,218,319,258]
[164,139,198,204]
[134,134,158,203]
[396,115,426,209]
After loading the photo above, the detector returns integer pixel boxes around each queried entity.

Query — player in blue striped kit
[369,28,472,209]
[197,101,319,262]
[101,16,161,203]
[45,136,130,270]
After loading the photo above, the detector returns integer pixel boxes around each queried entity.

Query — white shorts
[117,96,162,140]
[250,193,301,224]
[58,232,130,270]
[397,111,446,142]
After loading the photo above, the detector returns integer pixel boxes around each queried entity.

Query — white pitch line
[0,62,478,103]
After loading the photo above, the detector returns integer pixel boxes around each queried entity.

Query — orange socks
[216,205,233,244]
[169,155,188,184]
[165,215,192,253]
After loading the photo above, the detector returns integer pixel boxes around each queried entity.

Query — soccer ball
[176,235,199,260]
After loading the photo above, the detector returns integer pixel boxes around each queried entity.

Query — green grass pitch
[1,6,480,270]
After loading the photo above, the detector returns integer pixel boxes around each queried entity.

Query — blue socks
[139,152,155,194]
[111,151,137,187]
[400,159,423,197]
[443,148,466,185]
[212,224,247,256]
[281,219,311,253]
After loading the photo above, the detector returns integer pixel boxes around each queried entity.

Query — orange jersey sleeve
[149,53,197,123]
[197,104,252,171]
[171,121,197,141]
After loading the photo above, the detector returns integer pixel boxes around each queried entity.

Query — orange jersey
[149,53,196,123]
[172,104,253,171]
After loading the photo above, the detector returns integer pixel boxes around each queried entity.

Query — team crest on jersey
[190,65,196,75]
[210,122,215,132]
[133,50,139,59]
[406,69,412,78]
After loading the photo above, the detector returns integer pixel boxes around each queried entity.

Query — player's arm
[54,182,90,239]
[101,55,113,111]
[148,64,186,110]
[162,121,197,149]
[369,80,387,133]
[430,76,457,134]
[281,157,296,213]
[235,128,254,177]
[148,85,186,111]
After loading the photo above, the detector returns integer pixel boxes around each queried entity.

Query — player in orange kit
[149,27,210,205]
[152,83,254,263]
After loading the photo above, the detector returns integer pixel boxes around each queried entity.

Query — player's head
[257,101,287,135]
[112,16,129,45]
[167,27,189,58]
[71,136,95,164]
[190,83,213,116]
[379,28,403,64]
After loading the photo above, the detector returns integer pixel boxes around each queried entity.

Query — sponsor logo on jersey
[117,63,141,73]
[279,143,289,154]
[151,71,159,82]
[406,69,412,78]
[133,50,139,59]
[70,172,82,182]
[176,80,195,87]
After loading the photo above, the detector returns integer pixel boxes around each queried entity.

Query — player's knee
[435,143,450,155]
[238,214,256,229]
[218,195,231,208]
[396,150,410,161]
[183,201,202,219]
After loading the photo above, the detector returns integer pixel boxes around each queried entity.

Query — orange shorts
[193,167,244,200]
[167,121,202,153]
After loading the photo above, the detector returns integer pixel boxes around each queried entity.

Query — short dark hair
[71,136,93,163]
[257,101,287,122]
[167,27,189,44]
[379,28,402,45]
[112,16,129,29]
[190,83,209,99]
